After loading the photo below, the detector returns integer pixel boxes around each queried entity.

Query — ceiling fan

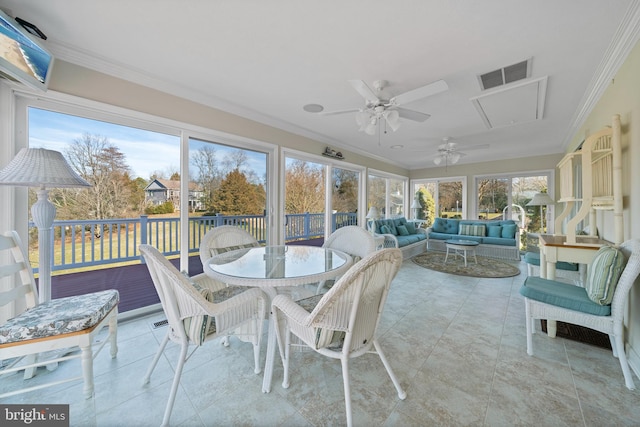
[322,79,448,135]
[428,137,491,166]
[434,138,463,166]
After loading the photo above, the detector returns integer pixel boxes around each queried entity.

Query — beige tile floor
[2,258,640,426]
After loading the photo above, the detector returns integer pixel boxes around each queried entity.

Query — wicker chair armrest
[377,233,399,248]
[272,294,312,326]
[206,287,266,314]
[202,287,267,334]
[189,273,227,292]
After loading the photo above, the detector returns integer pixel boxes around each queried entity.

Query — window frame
[12,87,278,272]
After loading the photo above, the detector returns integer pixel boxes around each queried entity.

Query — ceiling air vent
[478,59,531,90]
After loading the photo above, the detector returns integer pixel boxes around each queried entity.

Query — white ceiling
[2,0,639,169]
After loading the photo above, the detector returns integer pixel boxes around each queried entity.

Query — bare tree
[285,160,325,214]
[60,133,134,219]
[332,168,358,213]
[191,146,221,210]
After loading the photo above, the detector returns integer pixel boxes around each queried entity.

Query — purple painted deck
[47,238,324,313]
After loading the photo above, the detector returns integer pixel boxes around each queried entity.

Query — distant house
[144,178,204,212]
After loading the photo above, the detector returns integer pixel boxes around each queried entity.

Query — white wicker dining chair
[272,248,405,427]
[0,230,118,399]
[196,225,262,344]
[198,225,260,266]
[139,244,267,427]
[316,225,377,294]
[520,239,640,390]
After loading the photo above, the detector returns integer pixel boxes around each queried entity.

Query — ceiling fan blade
[349,80,380,104]
[383,110,400,132]
[320,108,361,116]
[391,79,448,106]
[396,107,430,122]
[464,143,491,151]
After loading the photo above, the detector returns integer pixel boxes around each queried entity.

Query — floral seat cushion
[0,290,119,345]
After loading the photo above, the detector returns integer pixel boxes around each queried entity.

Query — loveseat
[370,217,428,259]
[426,218,521,260]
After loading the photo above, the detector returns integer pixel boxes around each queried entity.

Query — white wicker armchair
[139,244,267,426]
[521,239,640,390]
[316,225,377,293]
[272,248,405,427]
[194,225,260,289]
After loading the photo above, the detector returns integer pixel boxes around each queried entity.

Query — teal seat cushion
[396,234,425,247]
[482,237,516,246]
[523,252,579,271]
[451,235,482,244]
[519,276,611,316]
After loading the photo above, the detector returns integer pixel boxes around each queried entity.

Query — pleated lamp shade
[0,148,90,188]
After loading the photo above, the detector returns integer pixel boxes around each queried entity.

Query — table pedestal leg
[262,315,276,393]
[261,288,278,393]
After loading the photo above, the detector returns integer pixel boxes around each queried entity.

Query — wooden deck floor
[47,238,324,313]
[48,256,204,313]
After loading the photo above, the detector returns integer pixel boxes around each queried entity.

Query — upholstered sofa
[370,217,428,259]
[426,218,521,260]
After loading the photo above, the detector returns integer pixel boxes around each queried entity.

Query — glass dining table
[203,245,353,393]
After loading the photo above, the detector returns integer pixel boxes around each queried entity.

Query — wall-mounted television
[0,9,54,91]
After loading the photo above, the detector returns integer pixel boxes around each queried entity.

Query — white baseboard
[626,343,640,379]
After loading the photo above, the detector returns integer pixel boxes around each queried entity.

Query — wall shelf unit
[555,114,622,245]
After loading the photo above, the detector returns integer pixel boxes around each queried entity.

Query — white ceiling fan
[424,137,490,166]
[434,138,463,165]
[322,79,448,135]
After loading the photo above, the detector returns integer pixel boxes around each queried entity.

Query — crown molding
[561,0,640,148]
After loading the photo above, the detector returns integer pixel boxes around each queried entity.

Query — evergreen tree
[210,169,264,215]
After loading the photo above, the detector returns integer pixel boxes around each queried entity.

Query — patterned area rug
[412,251,520,278]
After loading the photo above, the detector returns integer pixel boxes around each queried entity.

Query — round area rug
[412,251,520,278]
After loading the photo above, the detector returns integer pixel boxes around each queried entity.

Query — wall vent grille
[152,319,168,329]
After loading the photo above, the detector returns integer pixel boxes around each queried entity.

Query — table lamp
[526,192,554,233]
[0,148,91,303]
[410,197,422,220]
[366,206,379,235]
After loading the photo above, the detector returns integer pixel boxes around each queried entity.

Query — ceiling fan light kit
[318,79,448,135]
[433,137,463,166]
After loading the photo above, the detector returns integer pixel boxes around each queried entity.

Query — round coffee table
[445,239,479,267]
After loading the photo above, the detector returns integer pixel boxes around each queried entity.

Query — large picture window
[15,97,275,313]
[411,177,466,225]
[368,171,407,219]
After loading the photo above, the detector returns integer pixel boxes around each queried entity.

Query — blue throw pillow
[397,225,409,236]
[384,220,398,235]
[380,225,391,234]
[501,224,517,239]
[405,222,417,234]
[487,225,502,238]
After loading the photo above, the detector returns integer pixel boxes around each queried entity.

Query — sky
[27,107,267,182]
